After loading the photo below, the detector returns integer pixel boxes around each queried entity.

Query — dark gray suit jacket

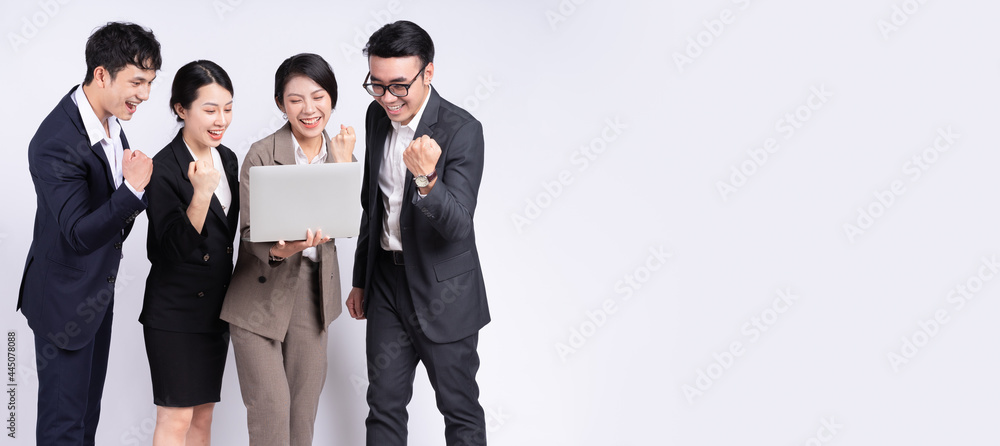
[353,88,490,343]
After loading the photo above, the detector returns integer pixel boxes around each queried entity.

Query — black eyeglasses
[362,64,427,97]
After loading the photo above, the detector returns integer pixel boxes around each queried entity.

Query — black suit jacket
[353,88,490,343]
[140,130,239,333]
[18,86,147,350]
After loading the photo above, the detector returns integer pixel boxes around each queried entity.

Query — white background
[1,0,999,445]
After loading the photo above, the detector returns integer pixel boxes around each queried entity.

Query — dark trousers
[366,250,486,446]
[33,309,113,446]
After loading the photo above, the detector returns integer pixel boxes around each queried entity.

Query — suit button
[258,276,267,284]
[203,254,210,261]
[226,247,233,254]
[107,276,116,283]
[197,292,205,298]
[114,243,122,250]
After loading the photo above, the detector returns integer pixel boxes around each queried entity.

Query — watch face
[415,176,429,187]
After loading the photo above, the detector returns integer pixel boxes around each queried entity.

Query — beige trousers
[231,259,328,446]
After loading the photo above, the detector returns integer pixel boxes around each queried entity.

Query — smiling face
[92,63,156,121]
[277,75,332,144]
[176,83,233,153]
[368,55,433,126]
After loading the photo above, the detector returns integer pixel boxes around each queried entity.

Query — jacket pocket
[433,250,476,282]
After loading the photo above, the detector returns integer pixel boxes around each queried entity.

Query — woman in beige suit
[220,53,355,446]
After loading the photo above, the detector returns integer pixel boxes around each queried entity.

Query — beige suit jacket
[221,123,345,341]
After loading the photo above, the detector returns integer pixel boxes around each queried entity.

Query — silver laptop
[248,162,362,242]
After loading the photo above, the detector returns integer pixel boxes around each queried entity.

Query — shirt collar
[72,85,120,146]
[183,139,215,162]
[391,84,433,135]
[292,133,328,164]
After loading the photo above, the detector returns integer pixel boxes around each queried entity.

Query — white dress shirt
[184,142,232,216]
[378,86,432,252]
[292,134,328,262]
[71,85,143,199]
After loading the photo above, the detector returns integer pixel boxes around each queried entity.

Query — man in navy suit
[346,21,490,445]
[17,22,161,445]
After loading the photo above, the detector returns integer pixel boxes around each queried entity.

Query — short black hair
[83,22,162,85]
[170,60,234,122]
[274,53,338,110]
[363,20,434,66]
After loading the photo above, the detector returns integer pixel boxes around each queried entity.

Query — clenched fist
[122,148,153,192]
[332,124,356,163]
[188,159,221,199]
[403,134,441,178]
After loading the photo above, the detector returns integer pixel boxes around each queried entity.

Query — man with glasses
[345,20,490,445]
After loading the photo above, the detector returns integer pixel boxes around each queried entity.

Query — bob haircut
[273,53,338,110]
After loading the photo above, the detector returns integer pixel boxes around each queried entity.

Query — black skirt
[143,326,229,407]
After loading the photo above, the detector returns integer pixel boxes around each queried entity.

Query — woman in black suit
[140,60,239,445]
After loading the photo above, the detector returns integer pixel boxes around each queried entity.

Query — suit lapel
[63,87,117,190]
[222,145,240,233]
[170,131,229,226]
[370,114,392,207]
[412,88,440,140]
[90,142,115,190]
[272,122,297,165]
[403,88,441,201]
[206,187,228,225]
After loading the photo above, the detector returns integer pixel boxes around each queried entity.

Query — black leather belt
[382,250,404,265]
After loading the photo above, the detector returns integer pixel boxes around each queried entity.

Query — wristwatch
[413,170,437,188]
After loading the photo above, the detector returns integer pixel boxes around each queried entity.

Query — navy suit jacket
[18,86,147,351]
[353,88,490,343]
[140,130,239,333]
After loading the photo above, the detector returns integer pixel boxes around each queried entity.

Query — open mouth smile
[300,116,321,128]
